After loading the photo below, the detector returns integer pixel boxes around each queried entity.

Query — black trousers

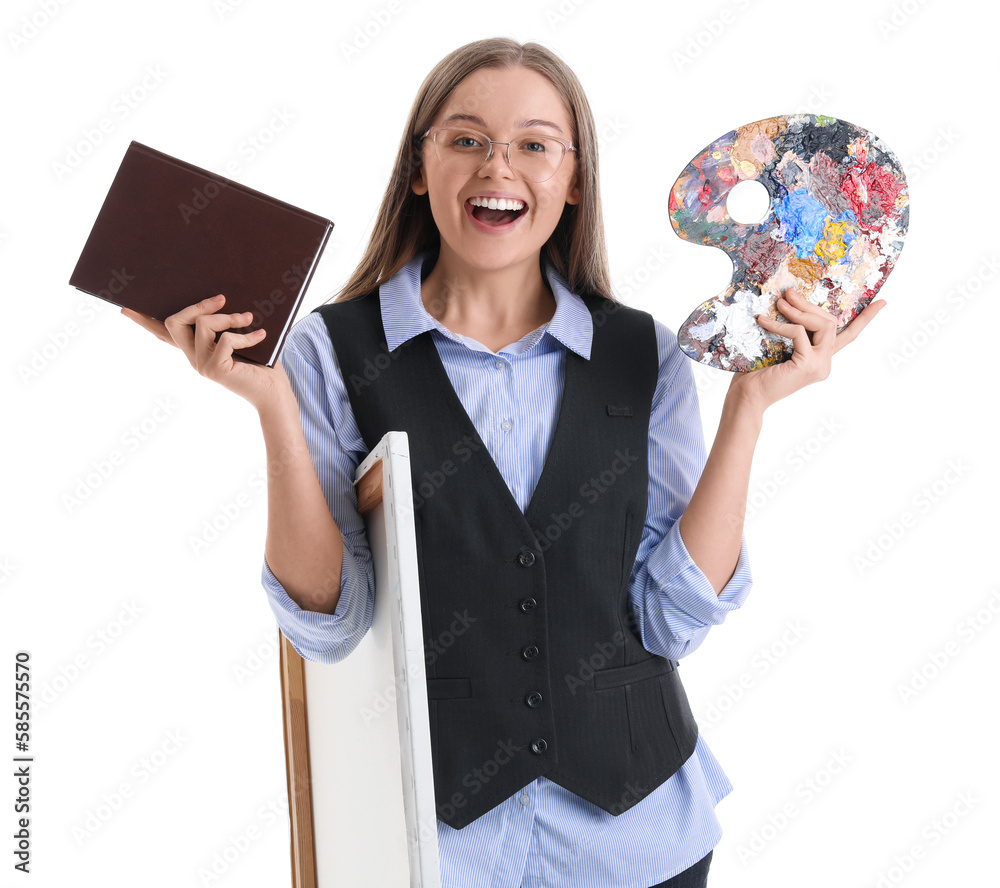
[649,850,713,888]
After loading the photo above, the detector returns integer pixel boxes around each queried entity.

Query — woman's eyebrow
[440,113,565,134]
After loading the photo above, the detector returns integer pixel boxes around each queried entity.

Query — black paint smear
[776,118,866,165]
[755,156,790,205]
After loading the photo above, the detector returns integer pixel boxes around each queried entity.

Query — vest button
[521,644,539,661]
[517,551,536,567]
[530,738,548,754]
[525,692,543,707]
[519,597,537,613]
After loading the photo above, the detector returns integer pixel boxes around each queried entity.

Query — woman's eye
[452,135,483,149]
[520,140,547,153]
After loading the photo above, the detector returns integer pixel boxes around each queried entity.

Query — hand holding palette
[669,114,909,372]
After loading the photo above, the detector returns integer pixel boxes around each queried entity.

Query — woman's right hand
[121,294,291,412]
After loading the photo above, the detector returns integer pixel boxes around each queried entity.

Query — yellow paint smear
[813,217,852,264]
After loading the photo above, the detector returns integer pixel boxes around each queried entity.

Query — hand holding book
[121,294,294,412]
[69,141,334,368]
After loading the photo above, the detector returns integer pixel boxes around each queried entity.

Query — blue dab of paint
[835,209,860,248]
[774,189,829,258]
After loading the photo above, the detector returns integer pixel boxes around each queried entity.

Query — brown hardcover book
[69,140,334,366]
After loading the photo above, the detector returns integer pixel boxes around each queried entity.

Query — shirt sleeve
[627,320,753,662]
[260,311,377,665]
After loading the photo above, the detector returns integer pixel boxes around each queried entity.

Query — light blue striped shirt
[262,251,753,888]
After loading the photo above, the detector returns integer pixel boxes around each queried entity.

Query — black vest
[314,284,699,829]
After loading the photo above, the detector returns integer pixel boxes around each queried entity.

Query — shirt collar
[379,250,594,360]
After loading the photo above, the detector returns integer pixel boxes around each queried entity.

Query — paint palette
[669,114,909,371]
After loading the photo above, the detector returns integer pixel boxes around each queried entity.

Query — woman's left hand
[727,288,886,412]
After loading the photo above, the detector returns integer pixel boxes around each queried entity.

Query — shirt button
[517,551,535,567]
[530,738,548,755]
[521,644,539,661]
[525,692,543,708]
[519,597,537,613]
[495,359,505,370]
[519,793,530,806]
[501,419,512,432]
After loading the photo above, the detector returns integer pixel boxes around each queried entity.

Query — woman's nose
[479,142,515,178]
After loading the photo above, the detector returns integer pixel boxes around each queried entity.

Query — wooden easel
[278,432,440,887]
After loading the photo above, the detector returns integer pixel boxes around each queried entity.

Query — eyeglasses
[420,126,576,183]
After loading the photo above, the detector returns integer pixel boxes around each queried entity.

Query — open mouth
[466,196,528,227]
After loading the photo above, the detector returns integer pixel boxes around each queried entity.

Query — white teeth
[469,196,525,211]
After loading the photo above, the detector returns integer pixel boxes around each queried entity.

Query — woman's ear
[565,173,581,206]
[412,164,428,196]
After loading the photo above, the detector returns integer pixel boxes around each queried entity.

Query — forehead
[437,66,573,134]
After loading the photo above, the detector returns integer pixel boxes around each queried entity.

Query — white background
[2,0,996,886]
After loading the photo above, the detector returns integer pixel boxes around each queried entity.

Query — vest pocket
[659,668,699,755]
[593,657,676,754]
[592,656,675,690]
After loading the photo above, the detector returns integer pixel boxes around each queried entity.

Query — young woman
[125,37,882,888]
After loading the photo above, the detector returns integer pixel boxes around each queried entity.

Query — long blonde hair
[331,37,616,303]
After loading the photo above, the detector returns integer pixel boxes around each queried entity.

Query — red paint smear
[742,231,792,282]
[697,180,712,206]
[846,284,882,321]
[717,165,738,185]
[841,161,904,224]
